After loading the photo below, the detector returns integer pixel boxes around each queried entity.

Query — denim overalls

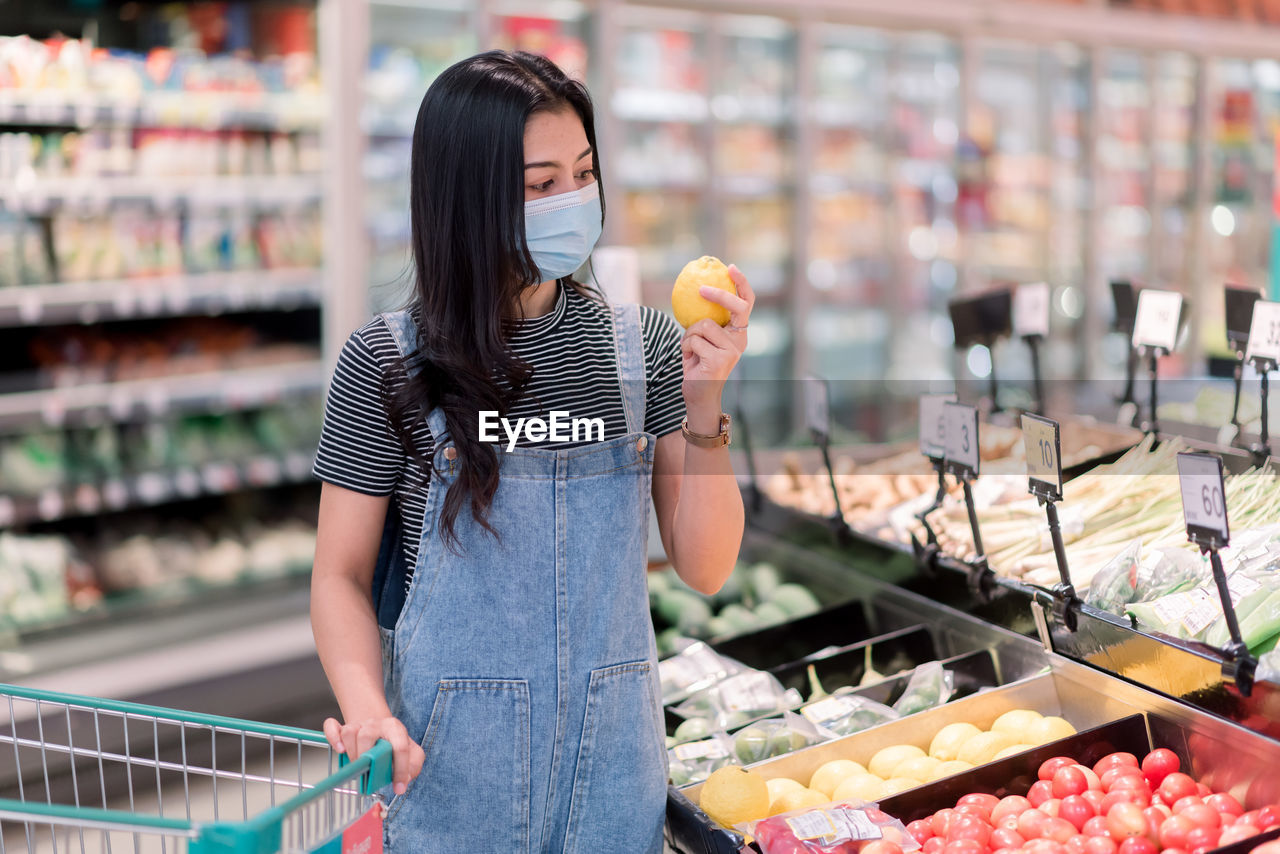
[373,302,668,854]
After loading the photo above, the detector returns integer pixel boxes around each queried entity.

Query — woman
[309,50,750,853]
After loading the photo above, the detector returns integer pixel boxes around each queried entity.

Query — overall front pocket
[563,662,667,854]
[386,679,531,854]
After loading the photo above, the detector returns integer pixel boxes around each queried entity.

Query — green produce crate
[0,683,392,853]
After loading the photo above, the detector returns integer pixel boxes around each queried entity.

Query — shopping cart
[0,682,392,853]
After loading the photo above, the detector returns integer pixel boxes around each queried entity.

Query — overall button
[442,447,458,461]
[635,436,648,452]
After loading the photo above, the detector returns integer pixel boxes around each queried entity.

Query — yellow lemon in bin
[893,756,943,783]
[809,759,868,797]
[958,731,1019,766]
[699,766,770,829]
[930,760,973,781]
[994,744,1036,761]
[672,256,735,328]
[833,773,888,803]
[929,722,983,761]
[869,744,927,779]
[766,776,807,807]
[770,787,830,816]
[882,777,920,797]
[1027,716,1076,746]
[991,709,1044,736]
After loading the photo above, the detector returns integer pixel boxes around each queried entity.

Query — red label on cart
[341,804,383,854]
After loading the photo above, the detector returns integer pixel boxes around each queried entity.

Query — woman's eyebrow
[524,146,594,170]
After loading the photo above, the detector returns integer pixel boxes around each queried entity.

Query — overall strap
[380,310,450,441]
[611,302,647,435]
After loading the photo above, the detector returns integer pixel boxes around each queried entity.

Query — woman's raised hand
[324,714,426,796]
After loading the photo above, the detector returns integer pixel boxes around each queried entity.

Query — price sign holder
[910,394,957,576]
[1111,280,1139,412]
[804,375,852,544]
[1175,451,1256,696]
[942,401,994,602]
[1014,283,1051,415]
[1131,289,1189,443]
[1021,414,1079,631]
[1225,286,1262,441]
[1245,299,1280,464]
[948,290,1012,414]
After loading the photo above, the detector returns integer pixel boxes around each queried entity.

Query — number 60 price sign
[1177,452,1229,550]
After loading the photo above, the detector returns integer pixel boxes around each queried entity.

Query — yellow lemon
[990,709,1044,736]
[929,722,983,761]
[672,256,734,328]
[765,776,807,806]
[832,773,887,803]
[893,755,943,783]
[868,744,927,779]
[881,777,920,796]
[931,760,973,780]
[809,759,868,796]
[1027,716,1077,745]
[993,744,1035,760]
[699,765,770,829]
[770,787,830,816]
[958,731,1018,766]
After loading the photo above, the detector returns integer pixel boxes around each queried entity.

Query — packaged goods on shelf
[0,532,98,629]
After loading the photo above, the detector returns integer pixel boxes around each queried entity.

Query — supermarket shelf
[717,175,790,198]
[612,88,709,123]
[0,268,324,328]
[0,91,325,131]
[0,452,316,530]
[0,175,323,213]
[0,359,326,429]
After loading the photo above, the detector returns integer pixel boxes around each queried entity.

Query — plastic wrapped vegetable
[667,733,735,787]
[731,711,829,765]
[737,802,920,854]
[891,661,955,716]
[659,640,744,704]
[798,693,899,738]
[676,669,804,730]
[1086,540,1208,615]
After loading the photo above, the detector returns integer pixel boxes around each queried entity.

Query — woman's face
[522,107,595,202]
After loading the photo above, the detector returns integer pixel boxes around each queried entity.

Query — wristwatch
[681,413,732,448]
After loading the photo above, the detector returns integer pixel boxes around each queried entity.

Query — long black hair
[385,50,604,549]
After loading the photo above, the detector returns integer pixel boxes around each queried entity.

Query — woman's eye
[531,179,553,192]
[577,169,594,180]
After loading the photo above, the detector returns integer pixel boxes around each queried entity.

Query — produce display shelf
[0,92,325,130]
[0,450,315,530]
[0,359,326,429]
[0,175,323,213]
[0,268,323,328]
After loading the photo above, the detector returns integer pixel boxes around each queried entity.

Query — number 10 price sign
[1021,413,1062,502]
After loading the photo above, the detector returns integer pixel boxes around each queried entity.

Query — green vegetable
[749,563,781,602]
[673,717,713,743]
[807,664,827,702]
[753,602,788,627]
[733,725,772,764]
[770,583,821,618]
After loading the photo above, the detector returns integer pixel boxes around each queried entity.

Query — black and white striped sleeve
[312,327,404,496]
[641,307,687,438]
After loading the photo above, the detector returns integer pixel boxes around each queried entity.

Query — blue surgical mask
[524,181,602,283]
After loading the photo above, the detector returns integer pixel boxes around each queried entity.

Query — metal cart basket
[0,683,392,854]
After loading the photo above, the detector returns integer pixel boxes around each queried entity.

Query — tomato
[954,805,992,823]
[943,840,985,854]
[907,820,935,844]
[865,808,893,824]
[863,842,905,854]
[1142,805,1171,837]
[1253,841,1280,854]
[1180,804,1221,831]
[931,809,957,838]
[1054,768,1090,799]
[1073,766,1103,791]
[1258,804,1280,830]
[1236,810,1261,828]
[1085,837,1118,854]
[1198,793,1239,819]
[992,848,1019,854]
[1171,796,1203,814]
[959,793,1000,812]
[1159,773,1199,805]
[947,816,992,847]
[1094,753,1140,778]
[1024,839,1067,854]
[1061,795,1096,831]
[1041,799,1063,818]
[1040,817,1077,844]
[1081,790,1107,812]
[1029,781,1056,808]
[1184,826,1220,851]
[992,796,1033,825]
[1066,836,1089,854]
[1116,837,1156,854]
[1100,790,1150,813]
[1102,769,1146,792]
[923,838,945,854]
[1217,823,1262,845]
[1083,816,1112,837]
[1106,803,1148,842]
[1141,749,1180,786]
[1196,783,1211,798]
[1041,757,1079,781]
[1159,815,1194,850]
[990,827,1025,849]
[1019,808,1052,840]
[1161,849,1189,854]
[996,814,1021,832]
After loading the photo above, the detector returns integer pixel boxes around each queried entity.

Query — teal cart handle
[339,738,395,795]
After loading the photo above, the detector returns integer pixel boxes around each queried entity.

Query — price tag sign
[804,375,830,442]
[944,401,980,479]
[1131,289,1184,352]
[1021,413,1063,501]
[1013,282,1051,339]
[1177,452,1229,548]
[918,394,956,460]
[1245,299,1280,366]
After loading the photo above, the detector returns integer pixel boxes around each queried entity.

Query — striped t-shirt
[313,284,686,568]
